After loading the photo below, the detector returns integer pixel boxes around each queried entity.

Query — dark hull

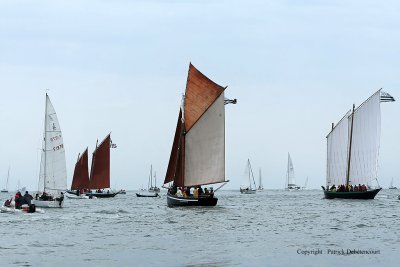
[136,193,159,197]
[86,192,120,198]
[66,190,78,196]
[167,193,218,207]
[323,188,381,199]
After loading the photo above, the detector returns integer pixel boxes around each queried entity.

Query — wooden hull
[136,193,159,198]
[323,188,381,199]
[85,192,119,198]
[167,193,218,207]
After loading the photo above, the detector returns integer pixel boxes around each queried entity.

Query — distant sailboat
[240,159,257,194]
[301,177,308,190]
[85,134,120,198]
[1,167,10,193]
[285,153,300,191]
[136,165,159,197]
[322,89,395,199]
[257,168,264,191]
[148,165,160,193]
[389,178,397,189]
[163,63,236,207]
[66,148,91,199]
[31,93,67,208]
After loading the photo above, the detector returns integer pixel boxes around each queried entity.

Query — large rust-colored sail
[184,63,225,132]
[164,109,185,186]
[71,148,90,190]
[90,134,111,189]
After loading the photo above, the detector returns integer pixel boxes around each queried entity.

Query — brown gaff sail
[90,134,111,189]
[71,148,90,190]
[164,63,226,188]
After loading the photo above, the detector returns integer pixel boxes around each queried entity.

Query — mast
[150,165,153,188]
[6,166,10,190]
[258,168,262,189]
[43,93,48,192]
[345,104,356,188]
[286,153,289,188]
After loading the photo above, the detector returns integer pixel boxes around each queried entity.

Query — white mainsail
[240,159,256,190]
[184,93,225,187]
[38,94,67,196]
[258,168,263,190]
[348,91,381,185]
[326,110,351,186]
[326,90,390,187]
[286,153,296,187]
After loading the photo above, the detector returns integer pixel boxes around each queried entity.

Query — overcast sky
[0,0,399,191]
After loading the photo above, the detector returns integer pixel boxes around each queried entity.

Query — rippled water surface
[1,189,399,266]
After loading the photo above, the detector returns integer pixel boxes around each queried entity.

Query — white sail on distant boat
[240,159,257,194]
[285,153,300,191]
[1,167,10,193]
[257,168,264,191]
[389,178,397,189]
[136,165,160,197]
[322,89,395,199]
[301,177,308,190]
[31,93,67,208]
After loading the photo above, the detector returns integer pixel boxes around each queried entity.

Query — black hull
[86,192,120,198]
[167,193,218,207]
[136,193,159,198]
[323,188,381,199]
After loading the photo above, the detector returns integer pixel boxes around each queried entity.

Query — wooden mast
[345,104,356,188]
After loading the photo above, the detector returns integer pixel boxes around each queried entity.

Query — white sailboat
[301,177,308,190]
[240,159,257,194]
[148,165,160,193]
[285,153,300,191]
[389,178,397,189]
[1,167,10,193]
[136,165,159,197]
[322,89,395,199]
[257,168,264,191]
[31,93,67,208]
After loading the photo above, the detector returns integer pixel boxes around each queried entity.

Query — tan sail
[165,63,227,188]
[71,148,89,190]
[90,134,111,189]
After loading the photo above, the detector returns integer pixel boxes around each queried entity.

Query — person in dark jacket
[14,191,22,209]
[23,191,33,205]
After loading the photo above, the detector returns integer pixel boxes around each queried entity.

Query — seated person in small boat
[4,197,12,207]
[22,191,33,205]
[198,187,204,196]
[182,187,188,198]
[204,187,209,195]
[14,191,22,209]
[176,187,183,197]
[35,193,40,200]
[193,187,199,198]
[40,192,53,201]
[209,187,214,197]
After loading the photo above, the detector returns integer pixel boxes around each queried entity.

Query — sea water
[0,189,399,267]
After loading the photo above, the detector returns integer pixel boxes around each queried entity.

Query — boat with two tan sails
[164,63,236,207]
[67,134,120,199]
